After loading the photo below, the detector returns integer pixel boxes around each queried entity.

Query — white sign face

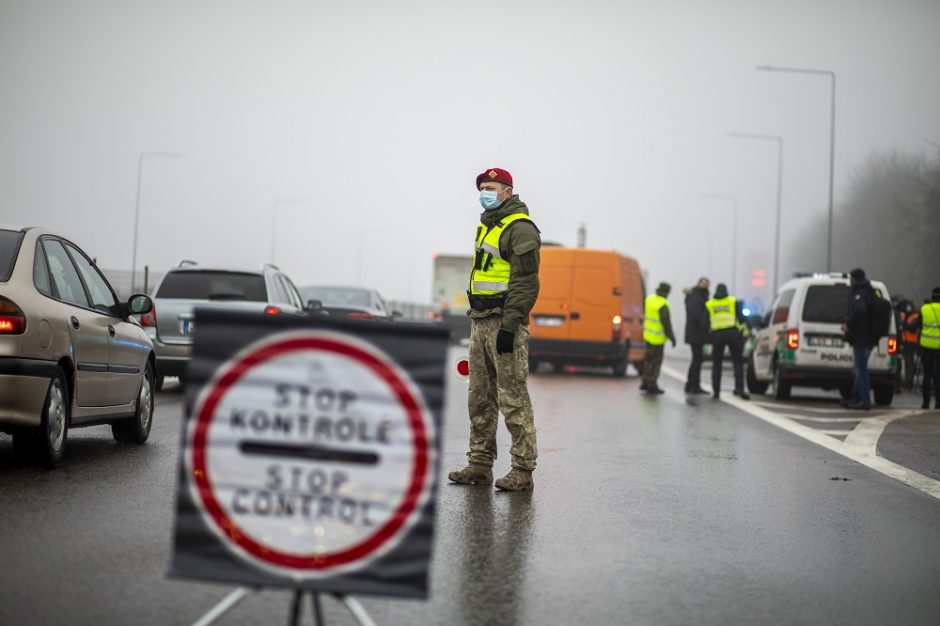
[186,330,435,578]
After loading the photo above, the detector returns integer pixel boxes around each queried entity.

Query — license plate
[534,315,565,327]
[180,319,195,334]
[808,335,843,347]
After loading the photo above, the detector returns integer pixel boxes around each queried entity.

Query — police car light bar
[792,271,849,279]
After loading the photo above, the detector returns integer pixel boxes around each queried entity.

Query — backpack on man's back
[866,289,893,338]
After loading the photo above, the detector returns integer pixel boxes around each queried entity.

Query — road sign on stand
[169,309,448,600]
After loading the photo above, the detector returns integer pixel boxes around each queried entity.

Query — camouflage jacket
[468,196,541,334]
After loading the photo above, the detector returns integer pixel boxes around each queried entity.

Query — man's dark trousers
[852,345,872,406]
[711,328,744,393]
[642,344,665,388]
[923,348,939,408]
[686,343,705,391]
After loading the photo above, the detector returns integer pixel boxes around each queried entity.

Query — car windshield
[156,271,267,301]
[802,284,851,324]
[0,229,24,282]
[300,287,371,308]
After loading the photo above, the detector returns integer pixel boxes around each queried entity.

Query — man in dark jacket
[684,277,710,394]
[842,268,878,410]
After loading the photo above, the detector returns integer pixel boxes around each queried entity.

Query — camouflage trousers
[466,315,538,472]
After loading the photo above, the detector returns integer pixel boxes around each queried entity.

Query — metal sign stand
[191,587,378,626]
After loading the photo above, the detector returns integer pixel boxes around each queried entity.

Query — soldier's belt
[468,294,506,311]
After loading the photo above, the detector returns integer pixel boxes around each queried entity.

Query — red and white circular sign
[185,330,435,578]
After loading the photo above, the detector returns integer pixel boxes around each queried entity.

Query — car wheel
[154,374,165,392]
[873,383,894,407]
[550,361,563,373]
[30,367,69,468]
[112,361,154,444]
[773,362,791,401]
[746,355,769,395]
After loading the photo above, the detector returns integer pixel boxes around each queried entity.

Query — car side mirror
[306,299,323,311]
[128,294,153,316]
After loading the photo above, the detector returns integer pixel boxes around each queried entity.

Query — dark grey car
[144,262,305,388]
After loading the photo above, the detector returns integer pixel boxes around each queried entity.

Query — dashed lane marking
[661,364,940,501]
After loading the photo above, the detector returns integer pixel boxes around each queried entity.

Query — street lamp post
[757,64,836,272]
[700,193,739,294]
[270,198,307,265]
[132,151,184,292]
[726,131,784,294]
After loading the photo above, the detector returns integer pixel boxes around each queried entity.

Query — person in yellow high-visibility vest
[918,286,940,410]
[448,167,541,492]
[705,283,749,400]
[640,282,676,395]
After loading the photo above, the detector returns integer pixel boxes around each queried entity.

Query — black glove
[496,329,515,355]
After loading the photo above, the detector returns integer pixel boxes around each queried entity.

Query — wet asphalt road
[2,351,940,626]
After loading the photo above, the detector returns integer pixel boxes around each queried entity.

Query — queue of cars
[0,224,401,467]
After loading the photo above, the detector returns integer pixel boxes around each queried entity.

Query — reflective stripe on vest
[643,294,670,345]
[706,296,737,331]
[899,311,920,344]
[921,302,940,350]
[469,213,533,296]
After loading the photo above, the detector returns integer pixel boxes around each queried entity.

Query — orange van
[528,247,646,376]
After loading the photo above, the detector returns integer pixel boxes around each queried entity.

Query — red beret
[476,167,513,190]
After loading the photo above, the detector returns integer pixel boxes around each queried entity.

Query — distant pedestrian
[841,268,879,410]
[705,283,749,400]
[898,299,921,391]
[918,287,940,410]
[891,295,904,392]
[684,277,711,394]
[448,167,541,491]
[640,282,677,395]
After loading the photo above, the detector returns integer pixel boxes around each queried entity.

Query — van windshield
[157,271,267,301]
[0,229,24,282]
[802,284,851,324]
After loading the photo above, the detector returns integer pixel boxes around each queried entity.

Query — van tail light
[140,304,157,327]
[347,312,374,320]
[0,297,26,334]
[887,335,898,355]
[786,328,799,350]
[611,314,623,342]
[264,306,281,316]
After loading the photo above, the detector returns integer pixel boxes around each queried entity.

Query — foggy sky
[2,0,938,311]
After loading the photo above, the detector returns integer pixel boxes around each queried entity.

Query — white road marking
[661,364,940,501]
[786,415,864,423]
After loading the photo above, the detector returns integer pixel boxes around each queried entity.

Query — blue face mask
[479,190,501,210]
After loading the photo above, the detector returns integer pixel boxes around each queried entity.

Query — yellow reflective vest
[469,213,533,295]
[706,296,737,331]
[921,302,940,350]
[643,294,670,346]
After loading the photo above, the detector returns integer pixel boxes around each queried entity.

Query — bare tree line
[788,148,940,303]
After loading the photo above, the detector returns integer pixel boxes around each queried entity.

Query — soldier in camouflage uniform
[448,167,540,491]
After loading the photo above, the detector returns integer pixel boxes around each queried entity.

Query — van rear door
[798,283,855,370]
[567,250,617,343]
[530,248,573,341]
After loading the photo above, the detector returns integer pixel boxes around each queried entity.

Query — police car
[746,273,897,405]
